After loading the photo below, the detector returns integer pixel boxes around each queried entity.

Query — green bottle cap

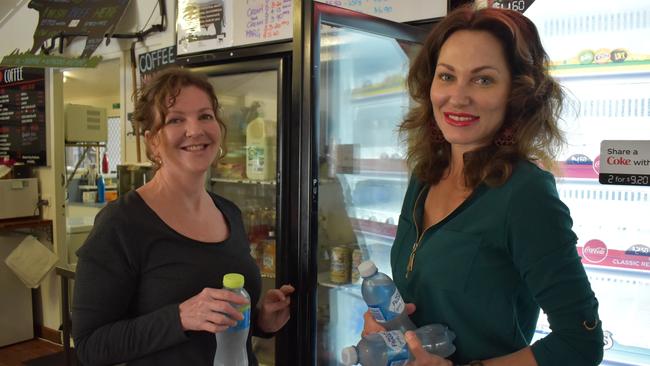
[223,273,245,288]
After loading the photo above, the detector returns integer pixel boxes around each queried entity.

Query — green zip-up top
[391,161,603,365]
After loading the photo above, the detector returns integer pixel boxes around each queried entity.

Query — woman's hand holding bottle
[404,330,453,366]
[362,303,417,336]
[178,288,249,333]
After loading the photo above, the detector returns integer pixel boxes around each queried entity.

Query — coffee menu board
[0,67,47,166]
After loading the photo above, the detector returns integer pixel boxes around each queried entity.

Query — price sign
[599,140,650,186]
[488,0,535,13]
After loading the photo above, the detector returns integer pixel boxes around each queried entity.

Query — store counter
[66,203,103,264]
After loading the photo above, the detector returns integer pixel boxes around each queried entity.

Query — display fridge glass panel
[526,1,650,364]
[314,23,420,365]
[208,70,278,366]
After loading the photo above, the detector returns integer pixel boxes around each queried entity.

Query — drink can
[330,246,351,284]
[351,248,363,283]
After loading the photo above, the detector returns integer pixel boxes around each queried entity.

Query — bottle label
[227,305,251,332]
[368,305,387,322]
[368,289,405,323]
[378,331,408,365]
[247,145,266,173]
[388,361,408,366]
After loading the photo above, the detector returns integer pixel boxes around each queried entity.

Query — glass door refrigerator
[186,47,292,366]
[523,1,650,365]
[289,2,431,365]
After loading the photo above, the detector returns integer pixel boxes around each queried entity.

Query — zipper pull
[406,242,418,278]
[406,253,415,278]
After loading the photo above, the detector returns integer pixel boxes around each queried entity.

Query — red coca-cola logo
[582,239,608,263]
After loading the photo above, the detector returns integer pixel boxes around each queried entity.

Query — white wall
[37,69,67,332]
[0,0,177,334]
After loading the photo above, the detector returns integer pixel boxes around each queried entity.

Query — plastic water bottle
[96,175,105,203]
[213,273,251,366]
[341,324,456,366]
[358,260,416,333]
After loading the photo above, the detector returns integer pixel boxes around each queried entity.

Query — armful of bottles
[341,260,458,366]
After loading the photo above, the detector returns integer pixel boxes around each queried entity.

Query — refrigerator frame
[183,42,294,365]
[292,2,429,364]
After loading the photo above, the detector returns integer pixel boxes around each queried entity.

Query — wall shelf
[64,141,106,147]
[0,217,53,242]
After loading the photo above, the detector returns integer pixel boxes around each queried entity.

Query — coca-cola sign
[582,239,608,264]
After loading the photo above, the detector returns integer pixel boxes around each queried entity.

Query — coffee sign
[137,45,177,84]
[0,67,47,166]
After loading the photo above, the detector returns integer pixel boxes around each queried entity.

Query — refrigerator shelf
[317,271,361,292]
[551,60,650,78]
[325,160,408,176]
[350,218,397,238]
[210,177,277,185]
[350,89,404,102]
[354,158,408,174]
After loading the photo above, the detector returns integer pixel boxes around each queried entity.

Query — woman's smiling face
[430,30,512,154]
[149,85,222,175]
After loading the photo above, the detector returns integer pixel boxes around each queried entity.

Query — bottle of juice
[245,108,276,181]
[261,230,276,276]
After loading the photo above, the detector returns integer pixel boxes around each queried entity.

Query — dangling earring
[494,127,516,146]
[430,121,446,143]
[218,146,224,159]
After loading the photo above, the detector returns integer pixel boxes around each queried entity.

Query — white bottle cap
[358,260,377,278]
[340,346,358,365]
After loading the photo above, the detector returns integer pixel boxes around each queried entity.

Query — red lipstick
[443,112,479,127]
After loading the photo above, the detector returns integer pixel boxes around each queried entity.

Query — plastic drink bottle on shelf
[96,175,105,203]
[358,260,416,332]
[341,324,457,366]
[213,273,251,366]
[261,230,276,276]
[101,152,109,174]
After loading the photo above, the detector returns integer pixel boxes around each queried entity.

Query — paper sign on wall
[599,140,650,186]
[177,0,292,54]
[316,0,446,22]
[177,0,234,55]
[239,0,292,46]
